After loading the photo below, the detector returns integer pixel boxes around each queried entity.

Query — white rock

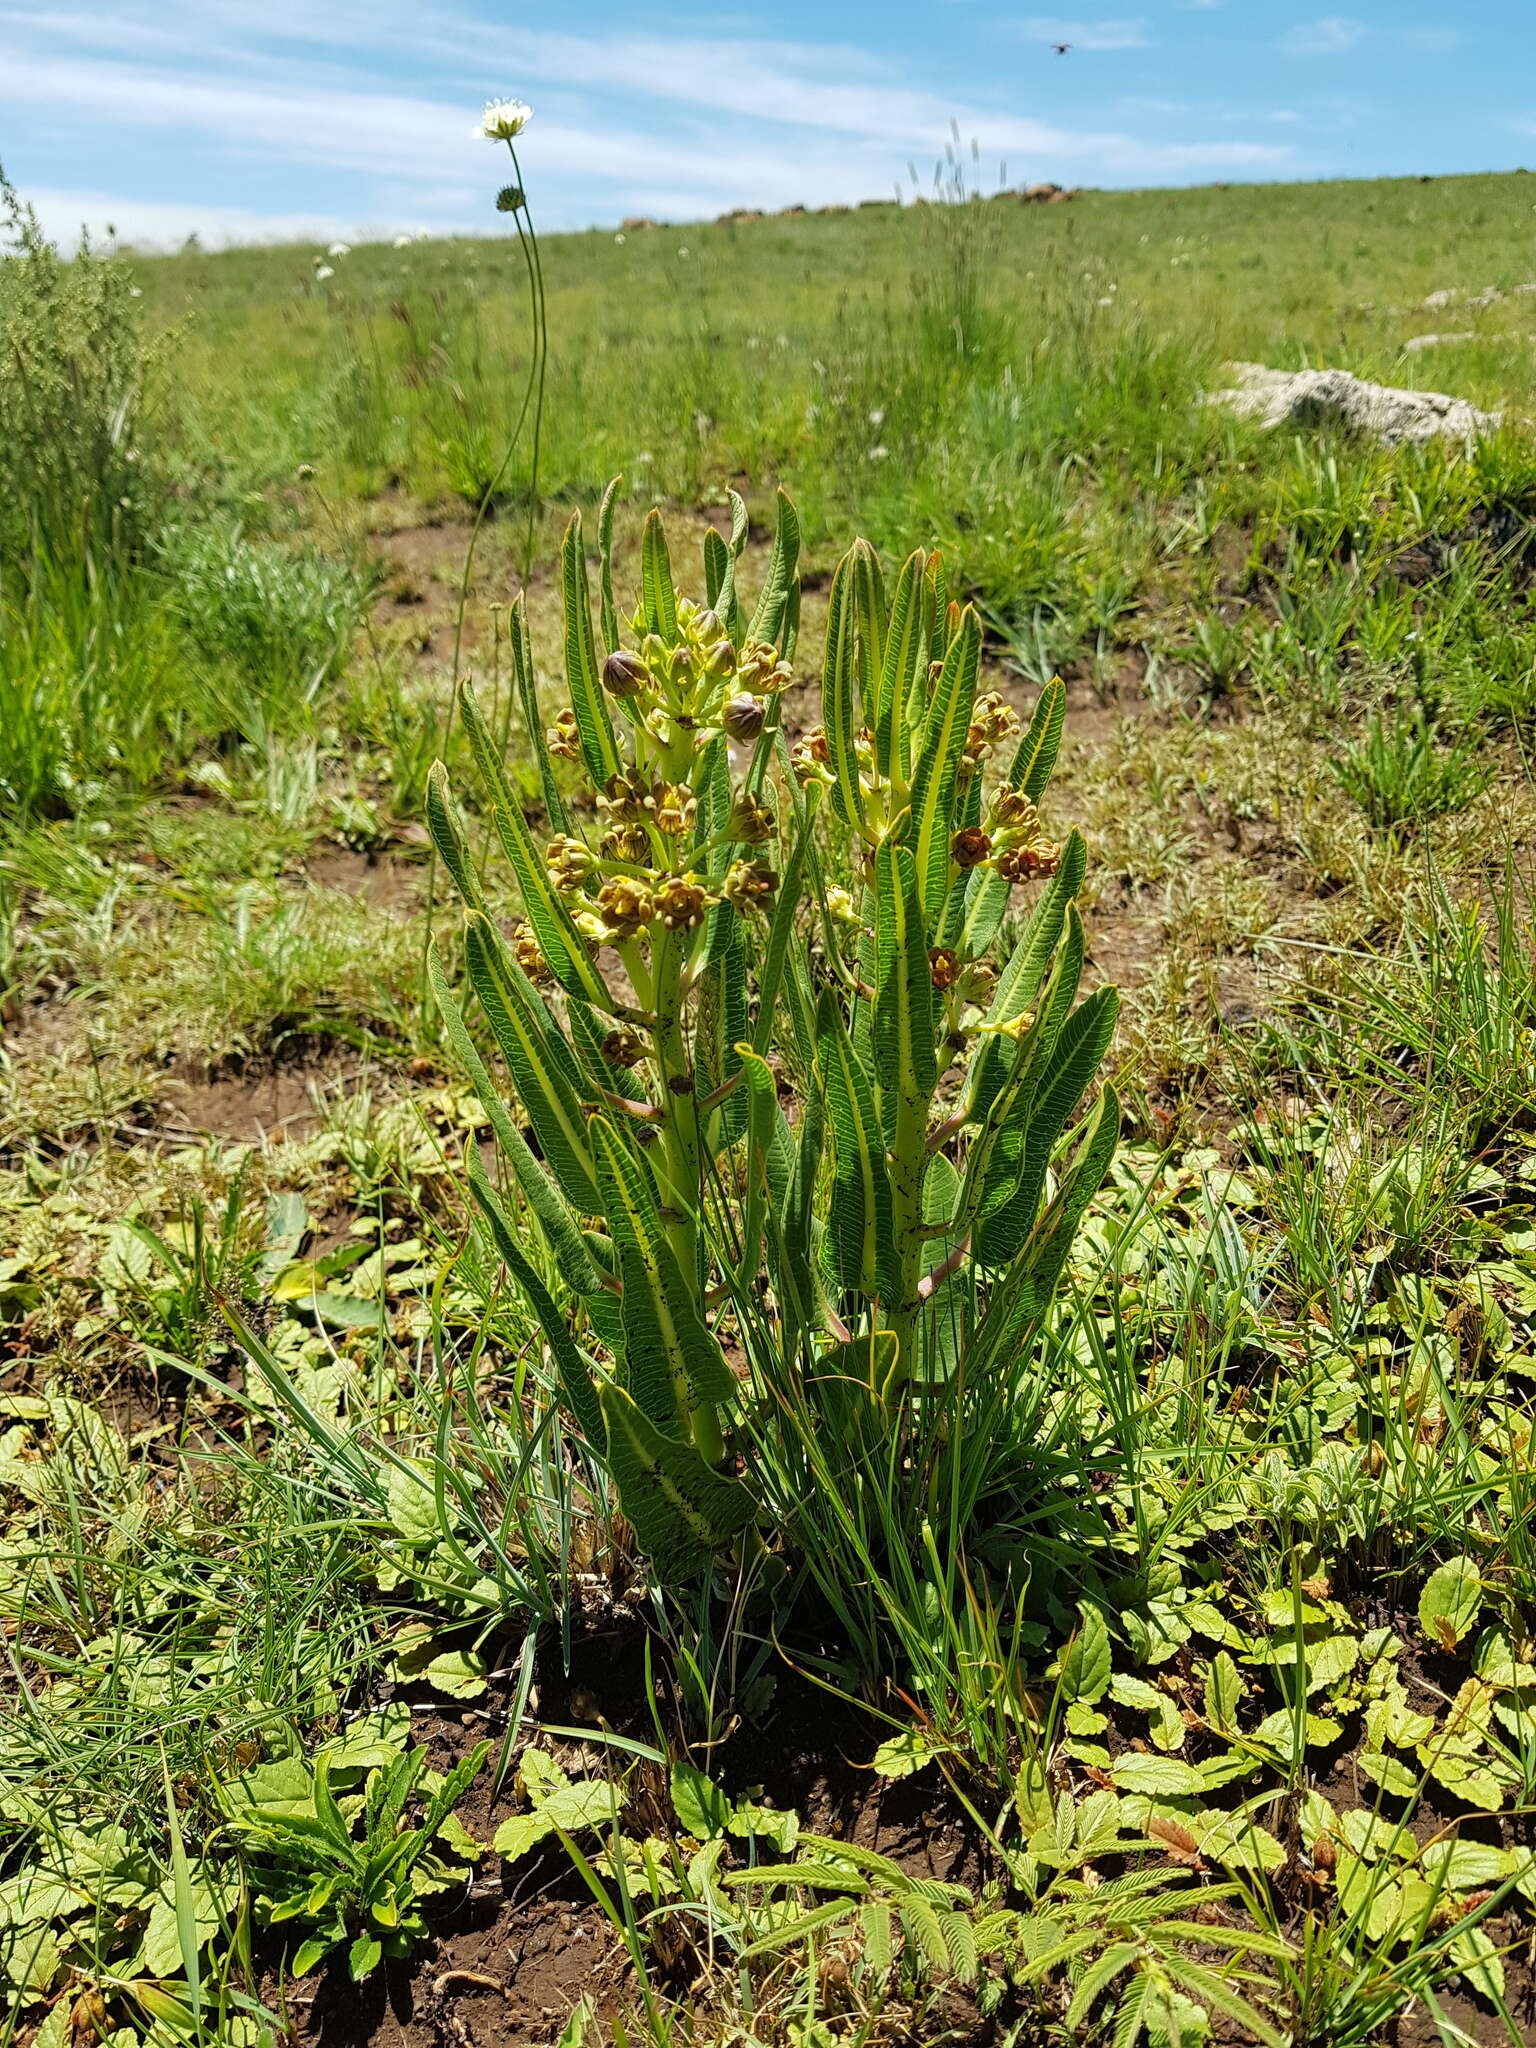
[1210,362,1500,447]
[1401,332,1476,353]
[1422,287,1460,309]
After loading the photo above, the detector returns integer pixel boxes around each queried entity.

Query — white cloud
[1280,17,1369,55]
[0,4,1297,242]
[21,186,373,250]
[1015,17,1151,49]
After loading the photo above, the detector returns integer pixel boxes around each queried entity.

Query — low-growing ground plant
[428,490,1117,1608]
[1330,703,1493,831]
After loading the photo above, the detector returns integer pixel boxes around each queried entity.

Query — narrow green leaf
[507,597,567,831]
[975,984,1118,1268]
[598,1381,756,1584]
[589,1115,735,1429]
[428,942,599,1291]
[815,994,898,1308]
[464,912,602,1215]
[596,475,621,655]
[426,761,483,910]
[850,538,885,726]
[467,1158,606,1449]
[640,507,679,642]
[874,838,937,1109]
[821,551,866,832]
[483,796,611,1008]
[746,487,801,650]
[905,606,981,914]
[561,512,622,784]
[1010,677,1067,803]
[876,548,924,779]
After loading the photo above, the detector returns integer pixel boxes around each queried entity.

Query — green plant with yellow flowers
[428,485,1118,1585]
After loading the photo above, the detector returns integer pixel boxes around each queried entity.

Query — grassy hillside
[5,169,1536,2048]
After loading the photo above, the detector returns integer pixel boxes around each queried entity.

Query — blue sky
[1,2,1530,248]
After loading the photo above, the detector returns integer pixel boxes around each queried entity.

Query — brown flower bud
[928,946,960,991]
[722,693,765,742]
[703,638,738,680]
[971,690,1020,746]
[653,784,695,837]
[951,827,992,870]
[727,790,775,844]
[600,771,655,824]
[654,876,710,930]
[601,1028,646,1068]
[602,649,648,697]
[789,727,833,787]
[959,960,997,1006]
[597,876,655,938]
[547,708,581,761]
[512,922,553,987]
[991,787,1038,832]
[994,840,1061,885]
[723,859,777,912]
[694,608,724,640]
[545,833,595,888]
[600,825,651,866]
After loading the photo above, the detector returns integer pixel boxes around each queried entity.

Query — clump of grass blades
[1330,702,1493,831]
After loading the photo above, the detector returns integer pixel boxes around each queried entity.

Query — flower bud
[545,833,596,889]
[654,876,710,930]
[512,923,553,987]
[600,825,651,866]
[825,885,859,926]
[790,727,833,788]
[959,960,997,1006]
[723,859,778,912]
[991,787,1039,833]
[727,790,775,844]
[994,840,1061,885]
[723,693,765,743]
[928,946,961,992]
[546,708,581,761]
[695,608,724,640]
[654,784,695,837]
[601,1028,646,1068]
[950,827,992,870]
[602,649,648,697]
[495,184,526,214]
[597,876,655,938]
[704,638,738,679]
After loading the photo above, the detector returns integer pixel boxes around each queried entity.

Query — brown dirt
[303,844,426,913]
[159,1057,349,1144]
[276,1636,999,2048]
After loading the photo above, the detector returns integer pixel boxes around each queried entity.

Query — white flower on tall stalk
[473,97,532,141]
[393,234,413,248]
[327,241,351,257]
[314,264,335,281]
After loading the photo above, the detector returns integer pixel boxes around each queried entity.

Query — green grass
[6,164,1536,2048]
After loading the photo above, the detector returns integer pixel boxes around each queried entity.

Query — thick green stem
[650,931,725,1465]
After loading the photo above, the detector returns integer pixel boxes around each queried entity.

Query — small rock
[1401,332,1476,352]
[1422,287,1460,309]
[1209,361,1500,447]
